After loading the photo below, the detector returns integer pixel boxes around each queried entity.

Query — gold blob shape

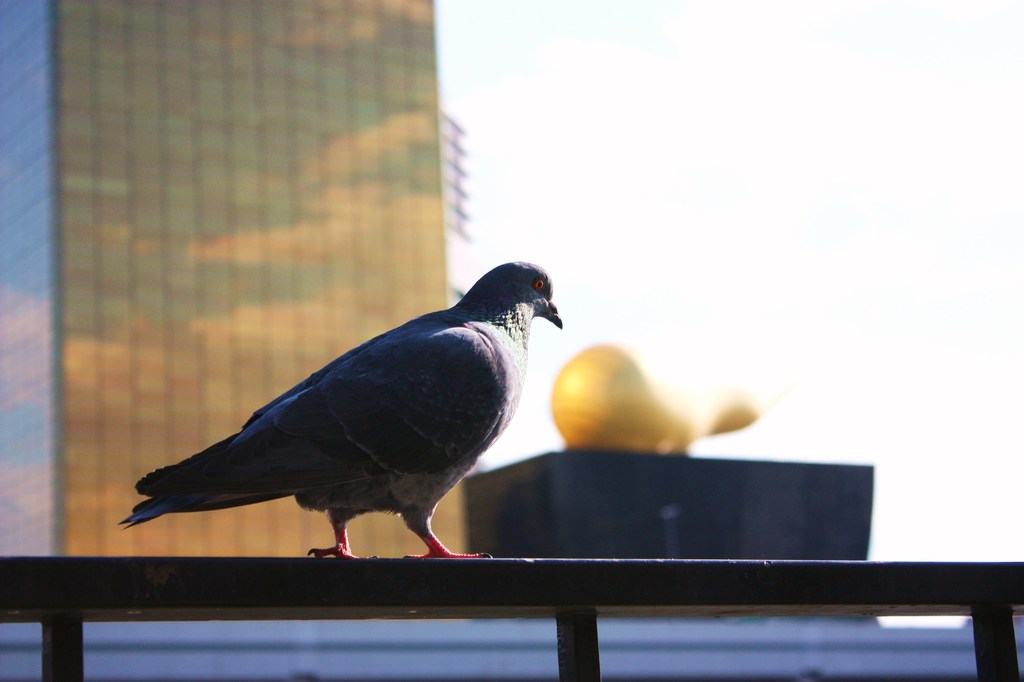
[551,345,697,454]
[551,345,768,454]
[706,388,761,435]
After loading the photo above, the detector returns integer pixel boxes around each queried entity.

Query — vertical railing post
[43,616,84,682]
[556,613,601,682]
[973,607,1019,682]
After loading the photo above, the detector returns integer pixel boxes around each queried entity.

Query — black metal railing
[1,557,1021,681]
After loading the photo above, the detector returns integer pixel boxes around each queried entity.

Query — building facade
[0,0,460,557]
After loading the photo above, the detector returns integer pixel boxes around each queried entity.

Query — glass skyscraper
[0,1,58,556]
[0,0,459,557]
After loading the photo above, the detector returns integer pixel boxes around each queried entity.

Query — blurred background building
[441,111,479,301]
[0,0,465,558]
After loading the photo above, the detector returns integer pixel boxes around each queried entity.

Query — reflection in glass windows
[0,1,57,555]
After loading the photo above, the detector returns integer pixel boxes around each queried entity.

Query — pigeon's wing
[310,320,520,475]
[135,414,383,498]
[240,334,383,430]
[379,325,522,469]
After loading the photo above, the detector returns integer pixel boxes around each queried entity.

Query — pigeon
[122,261,562,558]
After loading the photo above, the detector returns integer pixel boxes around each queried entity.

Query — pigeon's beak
[542,300,563,329]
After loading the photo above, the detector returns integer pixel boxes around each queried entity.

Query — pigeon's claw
[308,511,361,558]
[405,550,492,559]
[406,535,492,559]
[307,545,360,559]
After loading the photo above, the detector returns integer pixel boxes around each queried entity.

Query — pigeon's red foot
[405,549,492,559]
[307,546,359,559]
[310,518,360,558]
[406,535,492,559]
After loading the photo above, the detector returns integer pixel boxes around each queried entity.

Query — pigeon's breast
[463,325,525,426]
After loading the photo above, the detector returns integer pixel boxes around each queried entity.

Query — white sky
[435,0,1024,563]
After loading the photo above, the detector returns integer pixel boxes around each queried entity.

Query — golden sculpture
[551,344,765,454]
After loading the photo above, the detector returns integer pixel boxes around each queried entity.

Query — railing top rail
[2,557,1022,623]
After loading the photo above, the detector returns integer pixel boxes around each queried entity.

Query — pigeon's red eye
[532,277,545,291]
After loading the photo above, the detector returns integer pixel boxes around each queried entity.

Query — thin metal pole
[43,617,84,682]
[556,614,601,682]
[973,608,1019,682]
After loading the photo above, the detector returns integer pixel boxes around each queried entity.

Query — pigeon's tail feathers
[135,433,239,496]
[120,492,289,527]
[120,495,205,527]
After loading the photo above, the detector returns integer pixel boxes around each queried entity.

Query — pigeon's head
[459,262,563,330]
